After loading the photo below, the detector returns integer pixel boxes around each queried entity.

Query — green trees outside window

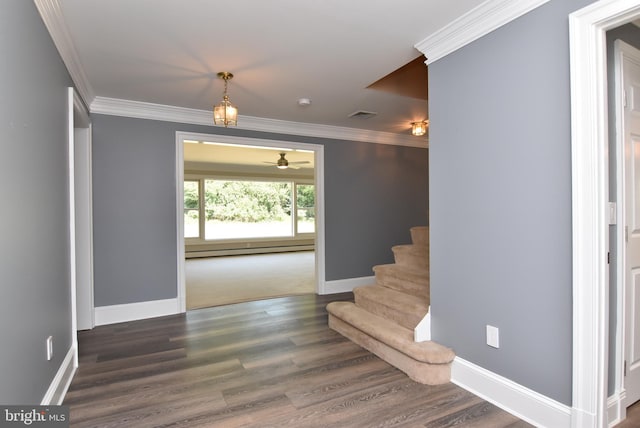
[183,180,200,238]
[296,184,315,233]
[184,179,314,240]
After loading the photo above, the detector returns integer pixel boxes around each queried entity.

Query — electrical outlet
[46,336,53,361]
[486,325,500,348]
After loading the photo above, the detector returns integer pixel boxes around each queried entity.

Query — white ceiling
[54,0,486,137]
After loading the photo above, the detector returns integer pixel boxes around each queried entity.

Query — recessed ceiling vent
[348,110,378,119]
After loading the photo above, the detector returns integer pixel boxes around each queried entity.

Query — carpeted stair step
[392,244,428,270]
[410,226,429,248]
[372,263,429,299]
[327,301,454,385]
[354,285,428,330]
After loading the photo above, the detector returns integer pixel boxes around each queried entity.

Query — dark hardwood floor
[617,400,640,427]
[65,293,532,427]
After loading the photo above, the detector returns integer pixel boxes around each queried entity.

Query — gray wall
[91,114,429,306]
[429,0,594,406]
[0,1,74,403]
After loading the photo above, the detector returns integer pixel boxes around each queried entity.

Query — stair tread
[326,301,454,364]
[392,244,428,253]
[392,244,429,270]
[373,263,429,276]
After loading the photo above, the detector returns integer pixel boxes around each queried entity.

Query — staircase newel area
[326,226,454,385]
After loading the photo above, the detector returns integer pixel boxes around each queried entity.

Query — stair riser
[375,271,430,300]
[393,251,428,270]
[410,227,429,247]
[354,292,424,330]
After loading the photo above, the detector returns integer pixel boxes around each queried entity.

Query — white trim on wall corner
[41,346,76,405]
[414,310,431,342]
[94,298,180,326]
[320,276,375,295]
[451,357,572,428]
[415,0,551,65]
[91,97,427,149]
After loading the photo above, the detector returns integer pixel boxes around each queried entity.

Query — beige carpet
[186,251,316,310]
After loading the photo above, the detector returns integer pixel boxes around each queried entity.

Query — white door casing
[73,109,94,331]
[616,39,640,408]
[570,2,640,427]
[174,131,326,313]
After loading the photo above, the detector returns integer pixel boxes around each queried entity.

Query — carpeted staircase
[327,226,455,385]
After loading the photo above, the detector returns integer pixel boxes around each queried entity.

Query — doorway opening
[175,132,325,312]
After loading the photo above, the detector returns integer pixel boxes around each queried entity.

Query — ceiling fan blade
[289,161,311,165]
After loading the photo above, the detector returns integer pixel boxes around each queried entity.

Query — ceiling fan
[263,152,310,170]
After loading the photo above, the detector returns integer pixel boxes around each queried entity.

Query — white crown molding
[34,0,95,105]
[91,96,428,149]
[415,0,551,65]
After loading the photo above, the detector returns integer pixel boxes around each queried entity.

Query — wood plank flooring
[617,400,640,427]
[65,293,532,427]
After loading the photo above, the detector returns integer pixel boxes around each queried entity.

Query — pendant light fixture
[213,72,238,127]
[411,120,428,136]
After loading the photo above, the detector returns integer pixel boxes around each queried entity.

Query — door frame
[67,87,93,366]
[570,1,640,427]
[72,89,94,331]
[174,131,326,312]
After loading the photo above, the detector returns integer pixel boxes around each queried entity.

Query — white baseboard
[41,346,77,405]
[95,298,180,326]
[320,276,375,295]
[608,391,626,427]
[451,357,572,428]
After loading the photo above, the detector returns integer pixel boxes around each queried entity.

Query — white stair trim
[414,309,431,342]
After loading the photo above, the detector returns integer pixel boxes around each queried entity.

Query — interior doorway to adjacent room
[175,132,324,310]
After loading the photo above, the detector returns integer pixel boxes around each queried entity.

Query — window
[296,184,315,234]
[184,178,314,241]
[183,180,200,238]
[204,180,292,239]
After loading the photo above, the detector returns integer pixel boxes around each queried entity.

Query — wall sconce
[411,120,429,136]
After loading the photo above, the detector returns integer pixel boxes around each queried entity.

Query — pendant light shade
[213,72,238,127]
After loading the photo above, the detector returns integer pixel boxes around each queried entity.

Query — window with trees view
[183,179,314,240]
[184,180,200,238]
